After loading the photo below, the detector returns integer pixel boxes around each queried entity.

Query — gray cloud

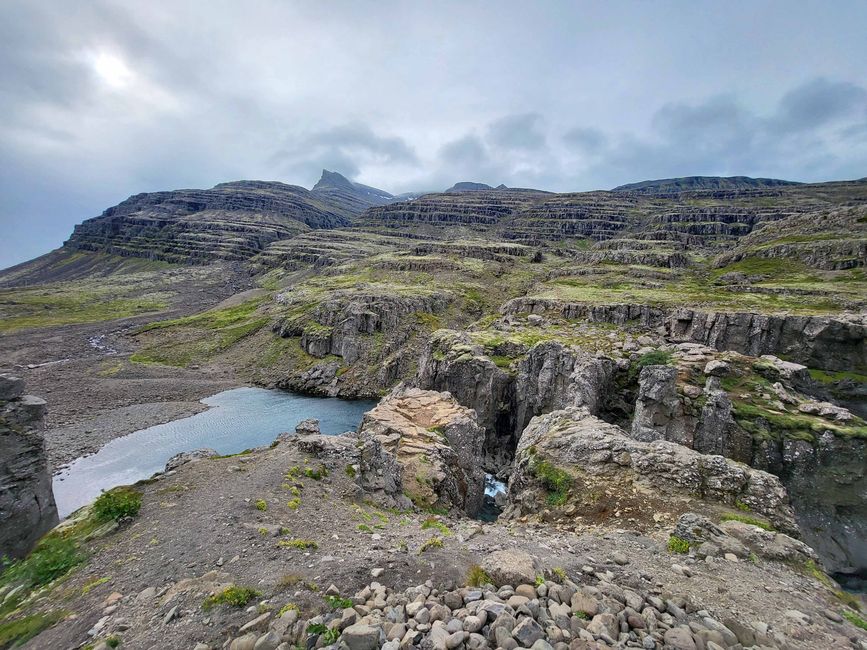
[487,113,546,151]
[2,0,867,267]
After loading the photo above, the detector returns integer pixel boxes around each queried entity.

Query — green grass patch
[0,286,166,334]
[420,518,451,536]
[202,586,261,610]
[0,536,86,592]
[720,512,774,531]
[0,611,66,648]
[466,565,492,587]
[277,539,318,550]
[843,610,867,631]
[530,457,572,506]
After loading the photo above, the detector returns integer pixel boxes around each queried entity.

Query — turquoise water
[52,387,375,518]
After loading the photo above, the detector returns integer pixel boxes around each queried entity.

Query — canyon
[0,171,864,649]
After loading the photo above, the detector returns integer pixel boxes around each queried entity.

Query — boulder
[480,549,542,587]
[165,448,218,472]
[356,387,486,514]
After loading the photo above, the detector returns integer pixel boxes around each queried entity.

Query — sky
[1,1,866,268]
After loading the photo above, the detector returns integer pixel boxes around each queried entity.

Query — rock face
[507,407,799,535]
[356,387,486,515]
[275,290,454,398]
[0,374,58,559]
[417,330,614,473]
[625,353,867,575]
[631,365,692,445]
[504,298,866,372]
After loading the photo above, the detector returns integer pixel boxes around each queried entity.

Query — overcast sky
[2,1,866,268]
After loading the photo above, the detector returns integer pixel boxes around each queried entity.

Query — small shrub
[720,513,774,531]
[345,465,357,478]
[307,623,340,644]
[287,498,301,510]
[419,537,444,553]
[573,611,589,620]
[552,567,567,583]
[202,585,261,610]
[667,535,690,554]
[304,465,328,480]
[325,595,354,609]
[278,539,318,550]
[255,499,267,512]
[843,610,867,631]
[258,527,269,536]
[466,565,491,587]
[93,487,142,522]
[278,603,299,617]
[277,574,302,589]
[534,575,545,587]
[106,635,121,648]
[735,499,752,512]
[628,349,673,382]
[357,524,373,533]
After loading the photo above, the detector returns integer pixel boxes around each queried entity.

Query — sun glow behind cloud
[88,50,133,89]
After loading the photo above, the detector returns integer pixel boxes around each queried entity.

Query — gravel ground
[19,433,867,650]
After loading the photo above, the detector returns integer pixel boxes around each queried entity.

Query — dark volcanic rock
[0,374,58,559]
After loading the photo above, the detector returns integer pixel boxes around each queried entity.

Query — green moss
[667,535,691,554]
[720,513,774,531]
[202,586,261,610]
[81,576,111,595]
[255,499,267,512]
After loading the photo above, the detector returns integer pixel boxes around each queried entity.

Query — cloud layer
[1,0,866,267]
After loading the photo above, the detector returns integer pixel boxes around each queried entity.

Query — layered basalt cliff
[504,297,867,372]
[0,374,58,560]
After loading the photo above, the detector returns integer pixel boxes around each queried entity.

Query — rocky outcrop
[512,342,614,437]
[507,407,799,535]
[417,331,513,470]
[504,297,866,372]
[274,290,454,398]
[631,365,693,445]
[0,374,58,559]
[356,387,486,515]
[626,351,867,575]
[417,331,615,473]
